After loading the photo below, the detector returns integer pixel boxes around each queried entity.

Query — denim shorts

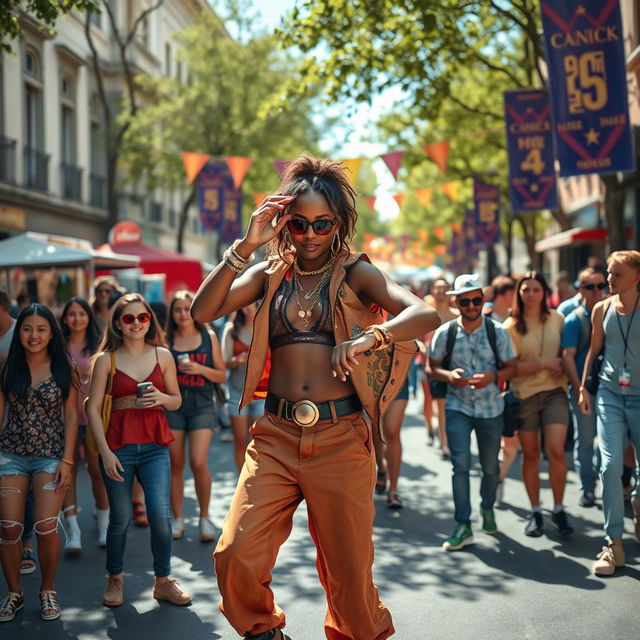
[165,409,216,432]
[396,379,410,401]
[227,397,265,418]
[0,450,60,478]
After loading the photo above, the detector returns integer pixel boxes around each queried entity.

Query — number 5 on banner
[564,51,607,115]
[521,148,545,176]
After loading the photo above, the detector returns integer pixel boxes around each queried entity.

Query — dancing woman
[192,156,440,640]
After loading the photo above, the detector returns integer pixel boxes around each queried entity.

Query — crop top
[269,271,335,350]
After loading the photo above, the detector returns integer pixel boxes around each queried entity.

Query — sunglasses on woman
[581,282,607,291]
[287,218,337,236]
[121,312,151,325]
[458,296,483,308]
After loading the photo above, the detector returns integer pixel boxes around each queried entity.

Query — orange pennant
[414,188,432,209]
[432,227,445,241]
[423,141,450,174]
[225,156,253,190]
[417,229,429,244]
[393,194,406,210]
[341,158,362,185]
[435,245,446,255]
[182,152,209,184]
[253,192,266,207]
[441,181,460,202]
[452,222,462,233]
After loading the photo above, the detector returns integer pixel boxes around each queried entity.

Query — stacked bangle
[61,457,74,466]
[223,240,254,274]
[364,324,394,351]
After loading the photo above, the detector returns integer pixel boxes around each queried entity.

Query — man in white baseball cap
[428,274,517,551]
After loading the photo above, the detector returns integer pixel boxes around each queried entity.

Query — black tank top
[269,273,335,350]
[169,327,215,398]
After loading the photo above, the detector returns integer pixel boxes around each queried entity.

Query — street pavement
[9,394,640,639]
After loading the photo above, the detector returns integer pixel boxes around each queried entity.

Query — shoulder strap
[484,317,500,368]
[443,320,457,365]
[574,306,591,355]
[106,352,115,395]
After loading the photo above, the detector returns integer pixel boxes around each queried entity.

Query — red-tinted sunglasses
[121,312,151,325]
[287,218,337,236]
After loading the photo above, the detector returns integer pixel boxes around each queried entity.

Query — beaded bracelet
[223,241,254,274]
[364,324,394,351]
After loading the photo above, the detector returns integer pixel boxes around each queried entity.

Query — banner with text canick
[504,89,558,212]
[197,162,243,243]
[540,0,634,176]
[473,178,501,246]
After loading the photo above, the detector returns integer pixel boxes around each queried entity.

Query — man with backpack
[561,266,608,508]
[428,274,517,551]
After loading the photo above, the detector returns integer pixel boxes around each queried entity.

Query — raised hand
[243,195,295,250]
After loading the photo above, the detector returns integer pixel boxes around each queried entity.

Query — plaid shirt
[429,317,515,419]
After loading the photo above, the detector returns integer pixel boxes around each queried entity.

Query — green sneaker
[481,507,498,534]
[442,523,474,551]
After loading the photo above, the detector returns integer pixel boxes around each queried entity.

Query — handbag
[502,390,522,437]
[85,352,116,455]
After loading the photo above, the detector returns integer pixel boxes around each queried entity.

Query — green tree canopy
[2,0,98,52]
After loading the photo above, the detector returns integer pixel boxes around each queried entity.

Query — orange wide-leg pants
[214,410,395,640]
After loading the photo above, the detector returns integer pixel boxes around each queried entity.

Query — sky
[249,0,402,220]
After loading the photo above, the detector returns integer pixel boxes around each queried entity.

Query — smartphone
[177,354,190,366]
[136,381,153,407]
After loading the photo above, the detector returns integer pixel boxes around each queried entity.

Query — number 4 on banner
[520,148,545,175]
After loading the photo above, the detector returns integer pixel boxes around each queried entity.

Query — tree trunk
[601,174,627,251]
[516,213,540,270]
[105,152,119,241]
[177,185,196,253]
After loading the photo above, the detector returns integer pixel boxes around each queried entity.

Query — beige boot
[592,542,625,576]
[153,578,191,606]
[103,576,124,607]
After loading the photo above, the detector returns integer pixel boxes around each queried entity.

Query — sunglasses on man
[458,296,483,308]
[581,282,607,291]
[121,312,151,325]
[287,218,337,236]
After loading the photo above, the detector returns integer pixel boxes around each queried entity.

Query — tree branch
[124,0,165,49]
[445,92,502,121]
[84,9,112,129]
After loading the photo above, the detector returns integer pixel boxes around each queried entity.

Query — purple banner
[540,0,634,176]
[474,178,501,245]
[197,162,243,242]
[463,208,480,260]
[504,89,558,212]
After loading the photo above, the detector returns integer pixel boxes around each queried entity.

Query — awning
[535,227,607,253]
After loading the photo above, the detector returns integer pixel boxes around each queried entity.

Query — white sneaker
[64,515,82,554]
[96,508,110,548]
[172,517,185,540]
[199,517,216,542]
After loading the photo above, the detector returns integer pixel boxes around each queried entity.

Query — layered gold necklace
[292,264,333,328]
[293,255,335,277]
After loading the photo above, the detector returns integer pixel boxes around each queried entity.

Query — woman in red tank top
[86,294,190,609]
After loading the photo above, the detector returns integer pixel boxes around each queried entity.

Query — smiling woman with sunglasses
[86,293,191,609]
[192,155,439,640]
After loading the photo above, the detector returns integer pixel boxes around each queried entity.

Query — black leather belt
[265,393,362,427]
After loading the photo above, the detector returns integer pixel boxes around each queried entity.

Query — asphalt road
[8,394,640,639]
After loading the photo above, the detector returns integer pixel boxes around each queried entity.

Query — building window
[88,9,102,29]
[176,61,182,83]
[60,73,76,163]
[168,208,176,228]
[25,49,40,77]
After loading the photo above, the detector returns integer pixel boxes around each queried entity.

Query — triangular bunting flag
[182,152,210,184]
[451,222,462,233]
[273,160,290,179]
[417,229,429,245]
[434,245,446,255]
[423,141,450,174]
[432,227,445,241]
[392,194,406,210]
[364,196,377,213]
[341,158,362,185]
[441,181,460,202]
[253,193,266,207]
[380,151,405,180]
[415,188,432,209]
[225,156,253,190]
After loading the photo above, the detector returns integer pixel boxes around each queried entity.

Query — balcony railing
[24,146,49,191]
[90,173,106,209]
[61,162,83,201]
[0,135,16,183]
[149,200,163,223]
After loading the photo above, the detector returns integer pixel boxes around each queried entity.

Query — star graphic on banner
[530,183,539,193]
[585,128,601,145]
[576,5,586,15]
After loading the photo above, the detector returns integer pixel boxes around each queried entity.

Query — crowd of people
[0,156,637,640]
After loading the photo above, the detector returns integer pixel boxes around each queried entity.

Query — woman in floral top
[0,304,78,623]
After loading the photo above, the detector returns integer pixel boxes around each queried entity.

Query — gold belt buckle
[291,399,320,427]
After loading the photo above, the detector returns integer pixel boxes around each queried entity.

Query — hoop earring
[331,233,340,256]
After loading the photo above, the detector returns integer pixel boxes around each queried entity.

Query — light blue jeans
[446,410,503,525]
[101,443,172,577]
[569,389,600,494]
[596,387,640,540]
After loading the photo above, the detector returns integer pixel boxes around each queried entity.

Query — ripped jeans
[0,450,61,544]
